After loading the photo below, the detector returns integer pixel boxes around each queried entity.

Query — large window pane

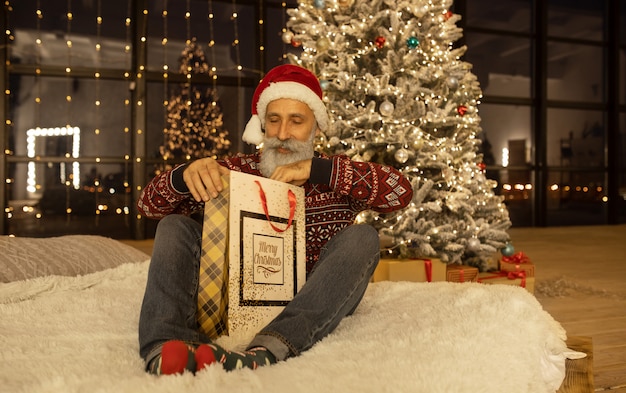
[145,2,256,78]
[478,104,533,226]
[7,163,133,238]
[11,0,132,69]
[478,104,532,168]
[464,34,531,98]
[548,0,604,41]
[10,76,132,201]
[265,4,296,70]
[547,43,603,102]
[547,109,604,167]
[465,0,531,32]
[546,170,607,225]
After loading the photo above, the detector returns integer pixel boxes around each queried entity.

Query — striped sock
[195,343,276,371]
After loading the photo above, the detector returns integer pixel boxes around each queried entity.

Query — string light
[207,0,218,91]
[123,1,133,220]
[161,0,169,170]
[93,0,103,220]
[231,0,243,133]
[3,2,15,225]
[65,0,76,220]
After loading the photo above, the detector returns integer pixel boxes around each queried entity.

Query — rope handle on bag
[254,180,296,233]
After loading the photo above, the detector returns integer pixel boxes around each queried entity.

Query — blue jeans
[138,214,380,364]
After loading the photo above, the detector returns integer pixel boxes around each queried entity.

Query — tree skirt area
[0,260,579,393]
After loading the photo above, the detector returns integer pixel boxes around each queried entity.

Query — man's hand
[270,159,312,186]
[183,158,230,202]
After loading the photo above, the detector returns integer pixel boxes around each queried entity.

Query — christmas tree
[160,39,231,164]
[283,0,511,270]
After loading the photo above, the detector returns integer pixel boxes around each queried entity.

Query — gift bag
[197,171,306,339]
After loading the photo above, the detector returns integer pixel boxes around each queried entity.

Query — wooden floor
[122,224,626,392]
[509,225,626,392]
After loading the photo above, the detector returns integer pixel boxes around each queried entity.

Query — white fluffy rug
[0,260,575,393]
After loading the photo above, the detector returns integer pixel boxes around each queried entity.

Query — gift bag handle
[255,180,297,233]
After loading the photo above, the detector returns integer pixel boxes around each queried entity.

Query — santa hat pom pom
[242,115,265,146]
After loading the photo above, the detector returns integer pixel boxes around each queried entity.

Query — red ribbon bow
[506,270,526,288]
[501,252,530,265]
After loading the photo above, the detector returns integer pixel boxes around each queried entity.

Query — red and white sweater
[137,153,413,273]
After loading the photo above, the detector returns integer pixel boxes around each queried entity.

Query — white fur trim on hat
[243,81,330,146]
[242,115,264,145]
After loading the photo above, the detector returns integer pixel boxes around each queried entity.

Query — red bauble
[478,162,486,171]
[444,11,453,20]
[375,36,386,49]
[291,39,302,48]
[457,105,468,116]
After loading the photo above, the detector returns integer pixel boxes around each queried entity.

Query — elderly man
[137,64,413,375]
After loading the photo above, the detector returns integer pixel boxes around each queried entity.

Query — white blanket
[0,260,574,393]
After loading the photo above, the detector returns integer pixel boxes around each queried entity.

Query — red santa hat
[242,64,329,145]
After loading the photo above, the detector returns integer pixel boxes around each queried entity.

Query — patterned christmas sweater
[137,153,413,273]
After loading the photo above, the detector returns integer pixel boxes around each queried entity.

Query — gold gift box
[446,263,479,283]
[476,271,535,294]
[372,258,446,283]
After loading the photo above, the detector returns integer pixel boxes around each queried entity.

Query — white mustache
[263,137,304,151]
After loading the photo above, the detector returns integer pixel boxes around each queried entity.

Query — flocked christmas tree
[283,0,511,270]
[160,39,231,165]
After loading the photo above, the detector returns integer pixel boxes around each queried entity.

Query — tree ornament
[379,100,395,117]
[337,0,354,8]
[291,39,302,48]
[444,11,454,21]
[447,76,459,90]
[478,162,486,171]
[457,105,468,116]
[375,36,386,49]
[316,37,330,52]
[281,31,294,44]
[501,243,515,257]
[406,36,420,49]
[412,138,424,150]
[320,79,330,90]
[329,136,340,146]
[394,148,409,164]
[467,237,481,251]
[313,0,325,9]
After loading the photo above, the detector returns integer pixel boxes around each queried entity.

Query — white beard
[259,135,315,178]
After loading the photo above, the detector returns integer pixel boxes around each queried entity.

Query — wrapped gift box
[373,258,446,283]
[446,263,479,283]
[476,271,535,294]
[499,252,535,277]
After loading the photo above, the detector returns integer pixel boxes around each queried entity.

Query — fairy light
[3,3,15,220]
[231,0,243,134]
[258,1,265,59]
[207,0,218,92]
[64,0,75,218]
[161,0,169,166]
[34,1,42,133]
[123,1,132,219]
[93,0,103,219]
